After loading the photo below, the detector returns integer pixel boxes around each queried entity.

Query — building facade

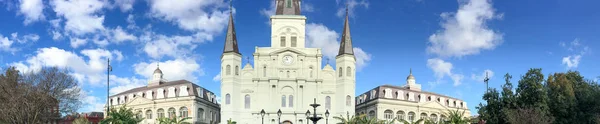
[61,112,104,124]
[106,67,220,124]
[220,0,357,124]
[355,70,471,123]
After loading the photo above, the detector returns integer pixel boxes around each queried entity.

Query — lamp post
[305,110,310,124]
[307,98,323,124]
[325,110,330,124]
[277,109,282,124]
[260,109,266,124]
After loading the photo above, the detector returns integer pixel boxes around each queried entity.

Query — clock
[282,55,294,65]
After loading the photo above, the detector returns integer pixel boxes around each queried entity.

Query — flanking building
[355,70,471,123]
[106,66,220,124]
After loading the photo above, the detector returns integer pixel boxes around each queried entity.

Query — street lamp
[305,110,310,124]
[277,109,282,124]
[260,109,266,124]
[325,110,330,124]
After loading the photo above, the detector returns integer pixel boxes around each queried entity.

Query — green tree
[446,109,470,124]
[73,117,91,124]
[570,72,600,123]
[546,72,577,124]
[515,68,549,116]
[226,118,237,124]
[498,73,516,124]
[100,105,143,124]
[156,117,191,124]
[476,88,502,124]
[333,114,358,124]
[504,108,553,124]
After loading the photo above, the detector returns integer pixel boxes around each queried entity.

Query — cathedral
[220,0,356,123]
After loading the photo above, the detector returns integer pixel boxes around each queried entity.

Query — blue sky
[1,0,599,114]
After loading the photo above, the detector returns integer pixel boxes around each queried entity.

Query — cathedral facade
[220,0,356,124]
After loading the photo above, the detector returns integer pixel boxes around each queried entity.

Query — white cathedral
[220,0,356,123]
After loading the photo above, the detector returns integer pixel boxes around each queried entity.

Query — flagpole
[107,58,111,115]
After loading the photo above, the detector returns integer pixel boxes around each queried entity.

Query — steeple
[275,0,301,15]
[223,0,240,54]
[338,5,354,56]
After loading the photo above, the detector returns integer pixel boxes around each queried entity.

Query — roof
[154,68,162,74]
[379,85,460,100]
[223,12,240,54]
[338,7,354,56]
[275,0,301,15]
[110,80,217,103]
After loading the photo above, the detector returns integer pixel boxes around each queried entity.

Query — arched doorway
[282,120,293,124]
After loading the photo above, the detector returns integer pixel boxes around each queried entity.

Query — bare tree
[0,66,81,123]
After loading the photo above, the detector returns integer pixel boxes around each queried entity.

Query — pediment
[126,97,154,106]
[269,48,307,56]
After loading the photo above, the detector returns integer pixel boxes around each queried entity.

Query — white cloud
[562,55,581,69]
[108,75,146,95]
[148,0,229,33]
[335,0,369,18]
[80,90,105,112]
[51,0,106,35]
[427,0,503,58]
[133,58,203,83]
[471,69,494,82]
[306,23,340,58]
[427,58,464,86]
[0,33,39,52]
[114,0,135,12]
[19,0,45,25]
[560,39,590,69]
[212,73,221,82]
[10,47,123,85]
[111,26,137,43]
[260,0,276,18]
[70,37,87,48]
[142,32,212,59]
[305,23,372,71]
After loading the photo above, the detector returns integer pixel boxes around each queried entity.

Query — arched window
[431,114,438,122]
[281,95,286,107]
[245,94,251,109]
[291,36,297,47]
[338,67,343,77]
[280,36,286,47]
[368,110,376,118]
[346,95,351,106]
[226,65,231,75]
[263,66,267,77]
[289,95,294,107]
[136,110,142,119]
[235,65,239,75]
[180,107,188,117]
[325,96,331,110]
[146,110,152,119]
[225,94,231,105]
[420,113,428,120]
[198,108,204,121]
[384,110,394,120]
[408,112,415,122]
[168,108,176,118]
[396,111,405,120]
[347,67,351,76]
[157,108,165,118]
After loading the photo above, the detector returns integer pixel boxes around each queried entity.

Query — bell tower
[270,0,306,48]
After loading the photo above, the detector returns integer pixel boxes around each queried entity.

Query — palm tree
[227,118,237,124]
[100,105,143,124]
[445,109,469,124]
[398,118,424,124]
[333,114,358,124]
[156,117,191,124]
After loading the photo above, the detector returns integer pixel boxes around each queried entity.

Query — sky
[0,0,599,115]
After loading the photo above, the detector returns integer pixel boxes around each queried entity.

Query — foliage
[0,66,81,123]
[478,69,600,124]
[156,117,191,124]
[397,118,424,124]
[445,109,470,124]
[333,114,358,124]
[227,118,237,124]
[100,105,143,124]
[333,114,396,124]
[73,117,91,124]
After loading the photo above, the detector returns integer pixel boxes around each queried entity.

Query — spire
[275,0,301,15]
[223,0,240,55]
[337,3,354,56]
[407,68,415,80]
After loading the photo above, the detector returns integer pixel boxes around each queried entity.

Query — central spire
[275,0,301,15]
[338,4,354,56]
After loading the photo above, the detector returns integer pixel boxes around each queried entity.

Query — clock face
[282,55,294,65]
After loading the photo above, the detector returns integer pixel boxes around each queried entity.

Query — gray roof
[110,80,217,104]
[154,68,162,74]
[275,0,301,15]
[338,8,354,56]
[223,12,240,54]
